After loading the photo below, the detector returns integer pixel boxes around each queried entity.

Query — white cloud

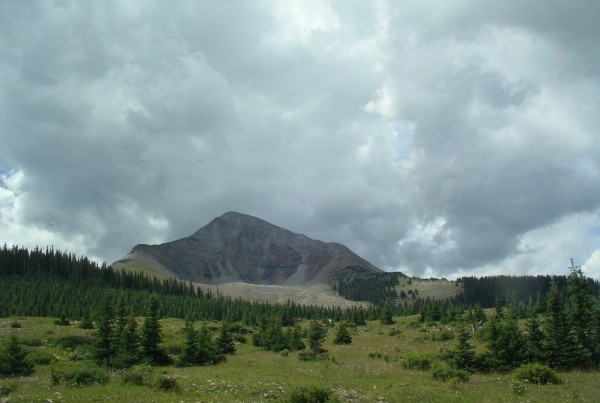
[1,1,599,280]
[583,250,600,280]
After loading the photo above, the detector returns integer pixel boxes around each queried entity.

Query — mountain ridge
[115,211,382,285]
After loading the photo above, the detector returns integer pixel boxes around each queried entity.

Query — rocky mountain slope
[114,211,382,286]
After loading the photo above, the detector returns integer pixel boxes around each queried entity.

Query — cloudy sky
[1,0,599,280]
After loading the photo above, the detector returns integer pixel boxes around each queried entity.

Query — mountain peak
[120,212,382,286]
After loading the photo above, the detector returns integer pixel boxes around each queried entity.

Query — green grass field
[1,316,599,402]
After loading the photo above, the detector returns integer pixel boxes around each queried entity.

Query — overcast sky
[1,1,600,280]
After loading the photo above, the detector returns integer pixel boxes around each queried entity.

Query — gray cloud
[1,1,599,279]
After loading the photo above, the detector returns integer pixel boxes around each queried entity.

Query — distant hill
[114,211,383,286]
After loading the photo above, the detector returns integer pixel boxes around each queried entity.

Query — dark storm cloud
[1,0,599,278]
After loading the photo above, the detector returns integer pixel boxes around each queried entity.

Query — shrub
[54,314,70,326]
[155,375,180,393]
[368,352,383,359]
[26,350,57,365]
[52,363,110,387]
[78,313,94,329]
[402,352,433,371]
[298,351,328,362]
[9,322,21,329]
[285,385,333,403]
[164,343,181,356]
[120,364,154,386]
[431,364,470,382]
[233,334,247,343]
[512,363,561,385]
[0,380,17,396]
[429,331,453,341]
[388,329,402,337]
[511,379,528,395]
[53,335,94,350]
[20,338,42,347]
[280,349,289,357]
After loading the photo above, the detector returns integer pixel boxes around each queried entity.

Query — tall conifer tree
[141,293,168,365]
[93,296,115,366]
[0,335,34,376]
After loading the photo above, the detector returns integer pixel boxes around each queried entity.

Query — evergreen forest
[1,244,600,401]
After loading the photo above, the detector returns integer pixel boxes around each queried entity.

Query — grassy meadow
[1,316,599,402]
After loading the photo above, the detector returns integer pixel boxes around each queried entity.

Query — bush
[388,329,402,337]
[512,363,561,385]
[20,338,42,347]
[431,364,470,382]
[511,379,528,395]
[285,385,333,403]
[54,314,70,326]
[53,335,94,350]
[0,380,17,396]
[402,352,433,371]
[120,364,154,386]
[164,343,181,356]
[155,375,180,393]
[52,363,110,387]
[233,334,247,343]
[9,322,21,329]
[429,331,453,341]
[26,350,57,365]
[298,351,328,362]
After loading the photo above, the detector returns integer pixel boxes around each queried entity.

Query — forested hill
[3,244,599,321]
[0,245,375,325]
[457,275,600,307]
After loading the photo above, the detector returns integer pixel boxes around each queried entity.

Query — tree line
[333,267,402,304]
[0,245,379,325]
[447,267,600,372]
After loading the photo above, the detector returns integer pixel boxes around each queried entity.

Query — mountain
[114,211,382,285]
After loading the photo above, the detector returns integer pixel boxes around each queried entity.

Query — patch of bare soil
[194,282,368,308]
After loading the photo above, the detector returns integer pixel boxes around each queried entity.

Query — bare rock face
[116,211,381,285]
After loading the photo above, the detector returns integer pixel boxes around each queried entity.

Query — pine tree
[333,322,352,345]
[429,300,441,322]
[286,324,306,351]
[473,304,486,324]
[484,307,526,370]
[451,325,477,373]
[54,311,70,326]
[380,303,394,325]
[307,320,327,355]
[197,323,221,364]
[177,317,200,367]
[93,297,115,366]
[545,280,579,369]
[592,306,600,366]
[524,313,546,364]
[141,293,168,365]
[112,317,141,368]
[0,335,34,376]
[114,297,128,346]
[216,322,236,355]
[567,264,594,367]
[495,316,526,369]
[253,317,289,352]
[79,310,94,330]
